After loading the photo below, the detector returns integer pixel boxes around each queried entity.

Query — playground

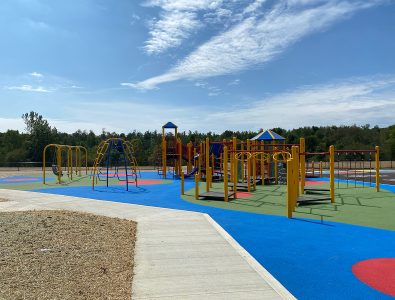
[0,124,395,299]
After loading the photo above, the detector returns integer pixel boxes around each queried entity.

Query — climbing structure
[91,138,140,191]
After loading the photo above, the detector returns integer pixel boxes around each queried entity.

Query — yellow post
[195,173,199,200]
[241,142,245,182]
[198,143,202,175]
[178,139,182,176]
[211,154,215,174]
[79,147,82,175]
[187,142,192,173]
[209,167,214,188]
[319,161,323,177]
[205,137,210,192]
[75,147,80,175]
[66,147,70,177]
[43,145,47,184]
[73,147,77,175]
[232,137,237,153]
[56,145,62,184]
[293,148,299,209]
[286,158,293,218]
[260,141,265,185]
[224,146,228,202]
[375,146,380,192]
[233,153,238,199]
[181,172,185,195]
[293,146,300,197]
[300,138,305,194]
[162,139,167,178]
[69,147,73,180]
[329,145,335,203]
[274,153,278,185]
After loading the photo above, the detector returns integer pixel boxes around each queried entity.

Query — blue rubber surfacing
[32,172,395,300]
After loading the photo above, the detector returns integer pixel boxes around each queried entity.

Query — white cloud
[144,11,201,55]
[131,0,385,89]
[75,75,395,132]
[30,72,43,78]
[192,81,222,96]
[207,75,395,130]
[242,0,267,16]
[2,73,81,93]
[144,0,223,12]
[5,85,51,93]
[143,0,224,54]
[112,75,395,133]
[194,82,207,87]
[228,79,240,86]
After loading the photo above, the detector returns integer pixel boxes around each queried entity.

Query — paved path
[0,189,294,300]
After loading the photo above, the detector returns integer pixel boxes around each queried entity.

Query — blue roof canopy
[251,129,286,141]
[162,122,178,129]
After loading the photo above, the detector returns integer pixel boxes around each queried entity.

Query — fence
[0,162,42,171]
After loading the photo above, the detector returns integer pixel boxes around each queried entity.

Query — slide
[183,166,199,178]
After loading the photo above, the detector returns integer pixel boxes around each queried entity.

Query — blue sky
[0,0,394,133]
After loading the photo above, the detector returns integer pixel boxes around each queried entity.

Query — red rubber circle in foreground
[352,258,395,297]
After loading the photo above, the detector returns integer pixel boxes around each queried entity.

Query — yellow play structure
[91,138,140,191]
[286,141,380,218]
[42,144,88,184]
[159,123,382,217]
[169,126,381,218]
[185,136,298,201]
[171,126,300,201]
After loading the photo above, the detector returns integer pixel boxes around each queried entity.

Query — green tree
[22,111,56,162]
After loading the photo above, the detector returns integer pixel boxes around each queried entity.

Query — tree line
[0,112,394,166]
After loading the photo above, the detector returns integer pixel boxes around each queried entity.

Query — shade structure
[162,122,178,129]
[251,129,285,141]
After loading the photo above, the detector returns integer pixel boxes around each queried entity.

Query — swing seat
[51,164,63,177]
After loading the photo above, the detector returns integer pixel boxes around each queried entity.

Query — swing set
[42,144,88,184]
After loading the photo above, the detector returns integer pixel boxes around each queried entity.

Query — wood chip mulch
[0,210,137,299]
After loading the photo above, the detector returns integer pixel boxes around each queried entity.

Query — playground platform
[0,189,294,300]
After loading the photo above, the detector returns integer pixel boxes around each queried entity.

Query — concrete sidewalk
[0,189,294,299]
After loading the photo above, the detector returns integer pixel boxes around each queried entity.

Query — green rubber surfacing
[182,182,395,231]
